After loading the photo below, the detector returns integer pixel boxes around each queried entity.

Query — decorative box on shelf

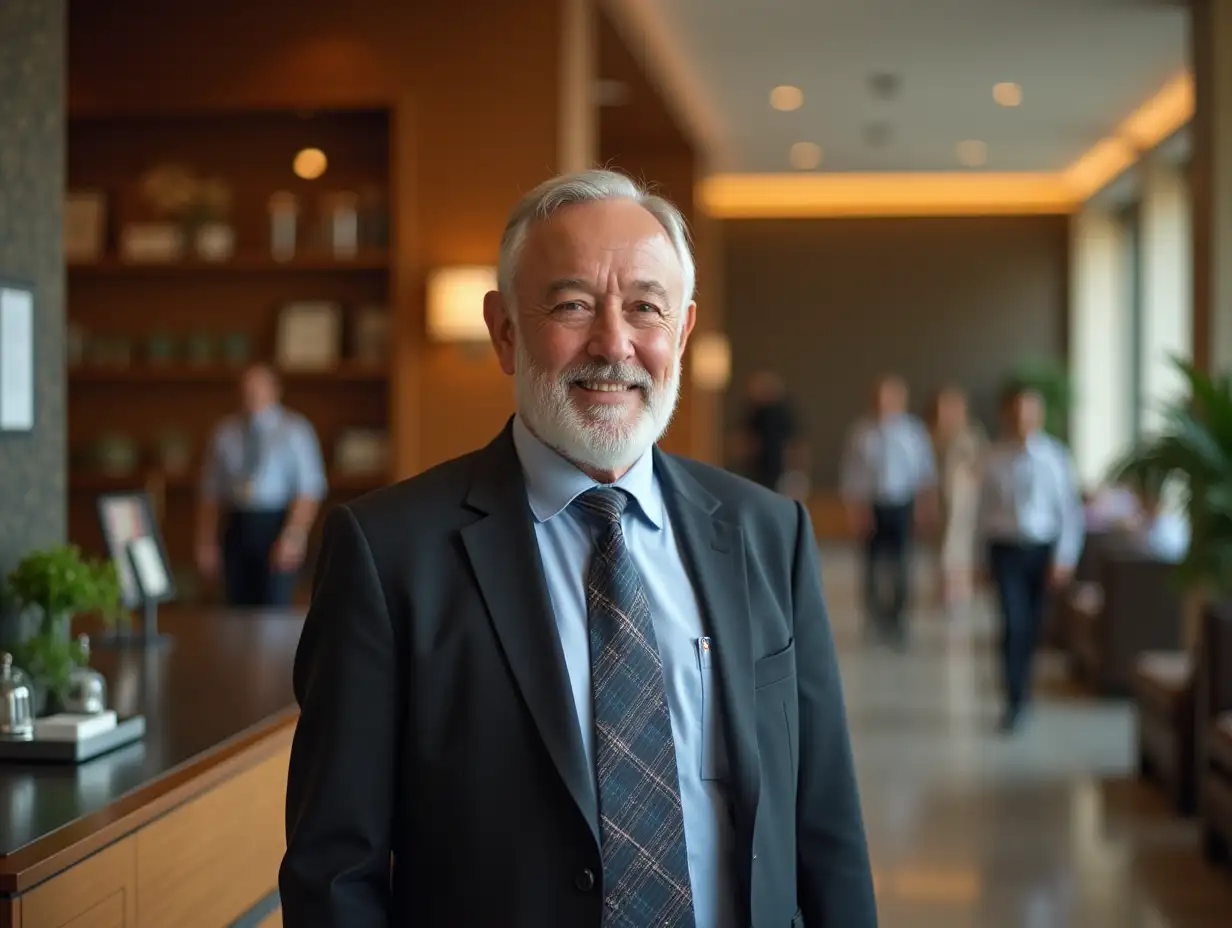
[119,222,185,264]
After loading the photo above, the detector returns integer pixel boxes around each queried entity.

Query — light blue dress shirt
[840,412,937,505]
[977,431,1085,568]
[201,404,328,511]
[511,415,736,928]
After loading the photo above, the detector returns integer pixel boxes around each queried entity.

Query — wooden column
[596,6,723,462]
[1191,0,1232,374]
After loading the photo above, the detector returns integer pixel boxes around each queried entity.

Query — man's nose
[587,304,633,364]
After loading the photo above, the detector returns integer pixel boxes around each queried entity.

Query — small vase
[195,222,235,262]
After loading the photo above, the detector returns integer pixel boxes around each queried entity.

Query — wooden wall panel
[68,0,577,476]
[20,838,136,928]
[134,748,289,928]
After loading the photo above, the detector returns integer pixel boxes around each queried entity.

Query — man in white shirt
[840,375,937,645]
[977,384,1084,732]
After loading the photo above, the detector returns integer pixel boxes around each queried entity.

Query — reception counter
[0,607,307,928]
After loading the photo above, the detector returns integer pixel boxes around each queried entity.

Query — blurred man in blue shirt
[977,384,1084,732]
[196,363,328,606]
[840,375,937,645]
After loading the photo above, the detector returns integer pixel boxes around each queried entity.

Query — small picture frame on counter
[96,490,176,611]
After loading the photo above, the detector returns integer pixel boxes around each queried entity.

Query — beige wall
[722,215,1070,490]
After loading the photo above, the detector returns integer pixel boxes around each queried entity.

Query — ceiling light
[789,142,823,170]
[292,147,327,180]
[956,140,987,167]
[770,85,804,112]
[993,82,1022,107]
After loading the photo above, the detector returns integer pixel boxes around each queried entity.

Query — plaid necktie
[572,487,695,927]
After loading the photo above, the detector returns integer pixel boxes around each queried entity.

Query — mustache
[560,361,654,391]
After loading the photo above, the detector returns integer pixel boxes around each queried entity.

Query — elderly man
[196,363,327,606]
[279,170,877,927]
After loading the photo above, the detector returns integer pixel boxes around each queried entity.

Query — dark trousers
[222,509,296,607]
[864,501,914,636]
[987,541,1054,712]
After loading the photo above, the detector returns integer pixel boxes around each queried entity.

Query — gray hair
[497,169,695,312]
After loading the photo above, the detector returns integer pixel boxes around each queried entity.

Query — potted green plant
[3,544,126,714]
[1110,358,1232,597]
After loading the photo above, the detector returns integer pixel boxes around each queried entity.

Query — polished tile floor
[821,546,1232,927]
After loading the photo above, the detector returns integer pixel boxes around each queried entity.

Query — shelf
[70,470,388,494]
[69,362,388,383]
[67,251,390,275]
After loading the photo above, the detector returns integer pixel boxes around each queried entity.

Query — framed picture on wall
[0,278,34,433]
[276,301,342,371]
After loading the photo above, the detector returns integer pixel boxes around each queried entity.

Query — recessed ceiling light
[790,142,823,170]
[956,140,987,167]
[770,85,804,112]
[993,82,1022,107]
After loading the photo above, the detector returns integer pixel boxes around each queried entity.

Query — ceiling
[637,0,1189,174]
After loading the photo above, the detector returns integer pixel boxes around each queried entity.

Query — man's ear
[677,301,698,358]
[483,290,517,376]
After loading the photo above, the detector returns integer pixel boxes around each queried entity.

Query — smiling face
[484,197,696,480]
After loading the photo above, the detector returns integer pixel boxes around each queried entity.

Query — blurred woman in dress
[929,386,986,610]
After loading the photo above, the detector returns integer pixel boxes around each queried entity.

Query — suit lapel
[656,452,761,876]
[460,425,599,846]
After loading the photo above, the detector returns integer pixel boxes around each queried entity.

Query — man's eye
[556,301,587,312]
[635,302,660,314]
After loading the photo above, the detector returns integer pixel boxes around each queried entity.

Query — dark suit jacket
[279,422,878,927]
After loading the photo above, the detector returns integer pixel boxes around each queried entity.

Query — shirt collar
[511,414,663,529]
[1001,430,1047,456]
[249,403,282,430]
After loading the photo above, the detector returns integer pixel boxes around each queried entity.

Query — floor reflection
[824,546,1232,928]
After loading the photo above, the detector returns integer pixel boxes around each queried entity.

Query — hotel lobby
[3,0,1232,925]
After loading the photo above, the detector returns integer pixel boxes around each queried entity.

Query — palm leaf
[1111,357,1232,596]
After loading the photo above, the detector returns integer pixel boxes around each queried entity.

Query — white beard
[514,337,681,475]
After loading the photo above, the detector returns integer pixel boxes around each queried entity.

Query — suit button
[575,868,595,892]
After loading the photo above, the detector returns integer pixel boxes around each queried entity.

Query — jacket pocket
[754,640,796,689]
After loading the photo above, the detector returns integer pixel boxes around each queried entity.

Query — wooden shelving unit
[68,470,388,494]
[68,250,390,275]
[66,107,395,593]
[69,361,388,384]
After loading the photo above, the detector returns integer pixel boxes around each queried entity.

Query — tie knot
[572,487,629,526]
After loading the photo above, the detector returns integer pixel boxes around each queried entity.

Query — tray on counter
[0,714,146,764]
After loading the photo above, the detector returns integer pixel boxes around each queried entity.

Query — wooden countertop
[0,606,306,893]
